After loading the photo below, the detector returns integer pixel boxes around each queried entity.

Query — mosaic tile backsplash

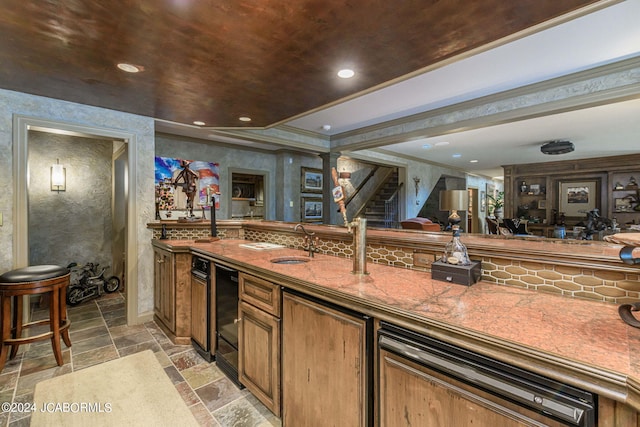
[154,224,640,304]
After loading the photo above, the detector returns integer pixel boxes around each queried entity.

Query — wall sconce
[413,176,421,197]
[51,159,66,192]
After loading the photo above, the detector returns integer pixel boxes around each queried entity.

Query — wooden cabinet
[153,246,174,332]
[238,273,281,416]
[504,155,640,230]
[513,176,550,223]
[190,272,208,351]
[598,396,640,427]
[152,245,192,344]
[282,291,371,427]
[609,172,640,227]
[378,348,568,427]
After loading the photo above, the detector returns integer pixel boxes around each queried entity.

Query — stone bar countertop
[154,238,640,409]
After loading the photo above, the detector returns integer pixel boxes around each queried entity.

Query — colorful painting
[154,156,220,217]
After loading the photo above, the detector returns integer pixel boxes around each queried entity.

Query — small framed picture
[301,197,323,221]
[537,199,547,209]
[529,184,540,195]
[301,167,323,193]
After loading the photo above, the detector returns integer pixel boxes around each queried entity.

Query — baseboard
[129,311,154,326]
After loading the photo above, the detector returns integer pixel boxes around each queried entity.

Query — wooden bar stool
[0,265,72,372]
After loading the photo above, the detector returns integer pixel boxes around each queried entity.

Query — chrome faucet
[294,224,320,257]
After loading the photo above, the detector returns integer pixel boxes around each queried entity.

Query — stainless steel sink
[270,256,310,265]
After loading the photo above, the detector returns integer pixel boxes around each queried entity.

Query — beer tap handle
[331,167,349,227]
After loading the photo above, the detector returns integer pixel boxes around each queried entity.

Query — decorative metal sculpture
[581,208,608,240]
[172,160,198,217]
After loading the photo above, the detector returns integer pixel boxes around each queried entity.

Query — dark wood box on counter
[431,260,481,286]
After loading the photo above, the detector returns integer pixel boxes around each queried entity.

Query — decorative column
[320,151,341,225]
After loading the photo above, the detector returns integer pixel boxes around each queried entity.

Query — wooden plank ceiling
[0,0,597,128]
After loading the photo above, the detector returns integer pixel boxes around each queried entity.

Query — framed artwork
[154,156,220,219]
[537,199,547,209]
[529,184,541,195]
[301,167,323,193]
[301,197,323,221]
[480,191,486,212]
[558,179,599,217]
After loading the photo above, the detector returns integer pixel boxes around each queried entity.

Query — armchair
[502,218,532,235]
[485,217,499,234]
[400,217,442,232]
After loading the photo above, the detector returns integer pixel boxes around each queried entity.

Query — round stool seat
[0,265,72,372]
[0,265,69,283]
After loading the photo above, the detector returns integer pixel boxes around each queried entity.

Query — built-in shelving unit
[231,173,265,219]
[503,154,640,230]
[514,176,550,225]
[609,172,640,226]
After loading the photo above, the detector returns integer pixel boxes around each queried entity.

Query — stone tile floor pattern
[0,292,281,427]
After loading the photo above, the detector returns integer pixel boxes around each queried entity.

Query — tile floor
[0,293,281,427]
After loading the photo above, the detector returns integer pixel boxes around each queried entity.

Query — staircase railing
[384,182,404,228]
[343,165,379,209]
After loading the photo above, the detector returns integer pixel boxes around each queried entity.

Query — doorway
[230,170,267,219]
[468,188,479,233]
[27,131,120,272]
[13,116,138,325]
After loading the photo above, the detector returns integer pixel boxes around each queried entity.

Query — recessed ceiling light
[322,124,331,131]
[239,116,252,122]
[337,69,355,79]
[193,121,205,126]
[116,63,141,73]
[452,153,462,158]
[434,141,450,146]
[421,144,432,150]
[469,159,479,163]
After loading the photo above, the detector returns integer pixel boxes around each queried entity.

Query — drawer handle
[234,318,242,324]
[156,259,165,264]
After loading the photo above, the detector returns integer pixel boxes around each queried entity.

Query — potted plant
[487,191,504,218]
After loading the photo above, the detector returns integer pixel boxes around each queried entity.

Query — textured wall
[28,131,113,270]
[155,134,322,221]
[0,88,155,321]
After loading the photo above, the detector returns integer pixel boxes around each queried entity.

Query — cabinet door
[191,274,208,350]
[282,292,370,427]
[238,300,281,416]
[379,349,567,427]
[153,247,175,331]
[239,273,281,317]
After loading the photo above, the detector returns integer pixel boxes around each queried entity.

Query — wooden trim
[504,153,640,177]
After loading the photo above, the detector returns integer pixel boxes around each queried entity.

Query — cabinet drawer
[239,273,281,317]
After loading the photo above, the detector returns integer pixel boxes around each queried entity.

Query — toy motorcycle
[66,262,121,306]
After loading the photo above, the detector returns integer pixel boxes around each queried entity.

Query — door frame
[228,167,270,219]
[468,187,480,233]
[13,115,138,325]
